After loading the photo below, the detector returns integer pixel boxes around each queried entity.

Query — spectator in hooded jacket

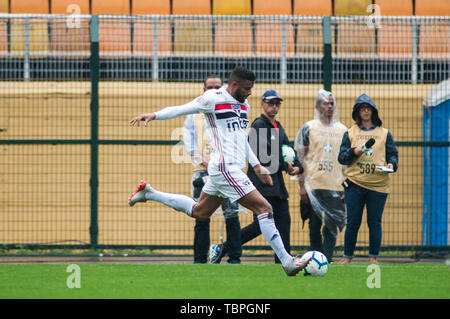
[338,94,398,264]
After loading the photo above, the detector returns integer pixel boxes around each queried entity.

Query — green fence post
[89,15,99,246]
[322,16,332,92]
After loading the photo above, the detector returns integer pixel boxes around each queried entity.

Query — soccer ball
[302,251,328,276]
[281,144,296,163]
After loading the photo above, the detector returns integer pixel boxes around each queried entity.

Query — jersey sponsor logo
[226,118,249,132]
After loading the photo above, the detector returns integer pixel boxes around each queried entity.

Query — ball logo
[364,149,373,156]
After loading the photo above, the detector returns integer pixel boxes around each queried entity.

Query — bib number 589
[358,163,376,174]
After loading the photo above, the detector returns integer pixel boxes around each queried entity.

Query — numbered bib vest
[193,113,212,171]
[345,125,390,193]
[304,120,347,191]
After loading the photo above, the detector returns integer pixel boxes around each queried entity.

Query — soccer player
[128,66,311,275]
[209,89,302,265]
[183,74,242,264]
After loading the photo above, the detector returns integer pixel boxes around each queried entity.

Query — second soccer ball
[281,144,296,164]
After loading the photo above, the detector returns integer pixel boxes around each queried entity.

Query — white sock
[145,190,195,216]
[258,212,292,267]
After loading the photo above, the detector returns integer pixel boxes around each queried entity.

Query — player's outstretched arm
[130,113,156,126]
[130,91,214,128]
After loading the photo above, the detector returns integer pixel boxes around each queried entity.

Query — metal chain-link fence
[0,14,449,254]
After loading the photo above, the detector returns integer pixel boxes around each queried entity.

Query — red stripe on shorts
[222,170,245,198]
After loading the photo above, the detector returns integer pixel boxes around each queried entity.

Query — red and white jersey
[155,86,258,176]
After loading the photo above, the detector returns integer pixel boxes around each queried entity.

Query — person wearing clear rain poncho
[294,89,347,263]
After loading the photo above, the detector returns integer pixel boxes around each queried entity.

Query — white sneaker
[128,180,153,207]
[209,244,222,264]
[283,255,312,276]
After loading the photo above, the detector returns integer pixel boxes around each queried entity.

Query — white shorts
[202,169,256,203]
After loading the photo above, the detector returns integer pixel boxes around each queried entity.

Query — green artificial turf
[1,263,448,299]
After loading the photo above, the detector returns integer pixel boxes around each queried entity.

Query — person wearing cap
[338,94,398,264]
[294,89,347,264]
[209,90,303,264]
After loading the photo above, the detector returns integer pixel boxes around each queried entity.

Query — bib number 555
[318,160,333,172]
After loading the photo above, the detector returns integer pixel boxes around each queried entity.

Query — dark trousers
[307,205,337,262]
[343,182,388,258]
[194,219,210,263]
[222,197,291,264]
[194,212,241,263]
[301,188,345,263]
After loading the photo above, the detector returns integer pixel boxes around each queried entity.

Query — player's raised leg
[128,180,223,220]
[238,189,311,276]
[190,190,224,220]
[128,180,197,216]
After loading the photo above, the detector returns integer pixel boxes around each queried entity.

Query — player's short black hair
[229,66,256,83]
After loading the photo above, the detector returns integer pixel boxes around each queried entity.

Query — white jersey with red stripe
[154,86,257,176]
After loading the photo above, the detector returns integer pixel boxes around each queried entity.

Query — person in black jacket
[209,90,303,264]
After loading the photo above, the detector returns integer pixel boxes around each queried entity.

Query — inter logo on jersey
[226,118,249,132]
